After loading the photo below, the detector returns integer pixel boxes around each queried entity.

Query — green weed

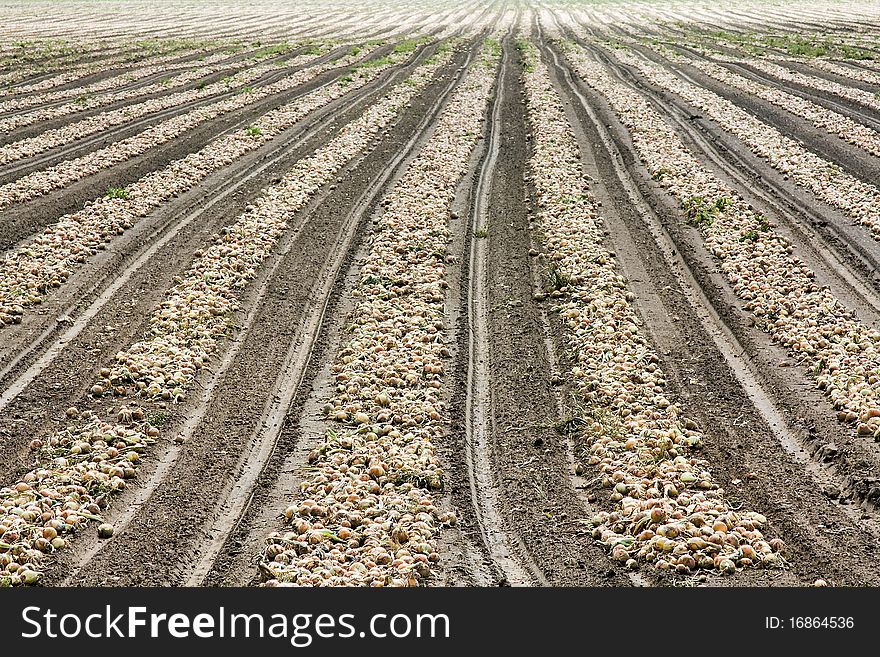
[105,187,128,200]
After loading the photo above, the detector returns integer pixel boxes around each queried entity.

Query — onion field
[2,0,880,588]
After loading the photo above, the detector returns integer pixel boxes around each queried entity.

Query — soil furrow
[460,38,547,587]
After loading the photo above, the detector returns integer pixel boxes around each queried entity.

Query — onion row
[695,34,880,88]
[686,32,880,99]
[522,39,779,575]
[258,38,500,588]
